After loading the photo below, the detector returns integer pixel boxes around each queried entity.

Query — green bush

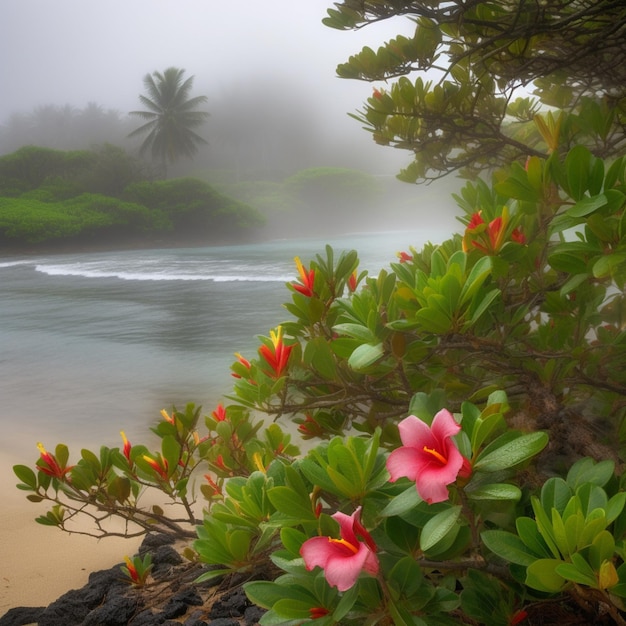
[124,177,265,239]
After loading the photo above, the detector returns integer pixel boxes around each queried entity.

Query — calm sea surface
[0,231,447,459]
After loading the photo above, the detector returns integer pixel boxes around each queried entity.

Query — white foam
[34,264,292,283]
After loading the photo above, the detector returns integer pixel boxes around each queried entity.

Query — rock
[183,609,209,626]
[0,605,45,626]
[151,545,183,580]
[0,533,266,626]
[82,594,143,626]
[128,609,167,625]
[207,588,249,620]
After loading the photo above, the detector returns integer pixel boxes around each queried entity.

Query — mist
[0,0,460,233]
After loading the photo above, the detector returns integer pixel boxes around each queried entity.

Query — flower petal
[323,544,372,591]
[430,409,461,442]
[386,446,423,482]
[300,536,336,570]
[397,415,433,449]
[332,510,359,546]
[414,446,465,503]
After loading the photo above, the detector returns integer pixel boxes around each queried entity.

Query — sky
[0,1,419,173]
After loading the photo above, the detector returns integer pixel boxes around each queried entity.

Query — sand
[0,451,142,615]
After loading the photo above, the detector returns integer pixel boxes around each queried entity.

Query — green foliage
[124,177,265,237]
[128,67,209,177]
[13,104,626,623]
[121,553,153,587]
[482,458,626,596]
[323,1,626,182]
[0,194,161,243]
[0,146,265,248]
[0,145,94,196]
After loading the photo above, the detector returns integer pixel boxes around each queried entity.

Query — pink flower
[300,507,379,591]
[386,409,471,504]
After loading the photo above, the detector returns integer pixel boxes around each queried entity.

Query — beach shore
[0,451,142,615]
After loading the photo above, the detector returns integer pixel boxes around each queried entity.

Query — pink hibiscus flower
[386,409,471,504]
[300,507,379,591]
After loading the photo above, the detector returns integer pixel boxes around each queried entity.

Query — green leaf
[474,431,548,472]
[274,598,318,619]
[459,255,492,306]
[303,337,337,379]
[243,581,289,609]
[589,530,616,570]
[161,435,180,477]
[481,530,538,566]
[531,497,561,559]
[466,483,521,501]
[555,553,598,588]
[380,484,422,517]
[333,582,359,621]
[80,448,101,469]
[551,507,571,558]
[469,411,506,453]
[415,307,452,333]
[13,464,37,489]
[420,506,462,552]
[467,288,500,327]
[526,558,567,592]
[267,486,318,522]
[55,443,70,469]
[566,194,607,217]
[516,517,552,558]
[565,145,591,200]
[606,492,626,523]
[540,477,573,516]
[348,342,383,370]
[332,322,375,342]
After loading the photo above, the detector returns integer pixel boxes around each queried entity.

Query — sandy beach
[0,450,142,615]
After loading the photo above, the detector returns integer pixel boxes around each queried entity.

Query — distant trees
[128,67,209,178]
[0,146,264,249]
[324,0,626,182]
[0,103,131,154]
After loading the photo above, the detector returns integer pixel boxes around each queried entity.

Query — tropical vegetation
[10,1,626,624]
[325,0,626,183]
[128,67,209,177]
[0,145,264,249]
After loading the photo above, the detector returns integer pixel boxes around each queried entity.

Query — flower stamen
[423,445,448,465]
[328,537,359,555]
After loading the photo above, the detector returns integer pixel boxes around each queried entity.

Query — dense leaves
[0,146,265,248]
[323,1,626,182]
[128,67,209,177]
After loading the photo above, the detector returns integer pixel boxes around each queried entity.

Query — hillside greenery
[0,145,265,249]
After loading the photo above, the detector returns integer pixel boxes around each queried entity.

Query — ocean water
[0,230,447,459]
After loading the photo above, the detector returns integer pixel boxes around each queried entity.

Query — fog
[0,0,460,229]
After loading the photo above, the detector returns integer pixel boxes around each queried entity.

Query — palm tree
[128,67,209,177]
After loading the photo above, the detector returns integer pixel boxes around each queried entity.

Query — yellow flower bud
[599,560,619,589]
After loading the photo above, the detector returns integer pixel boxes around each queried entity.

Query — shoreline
[0,234,264,259]
[0,454,143,614]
